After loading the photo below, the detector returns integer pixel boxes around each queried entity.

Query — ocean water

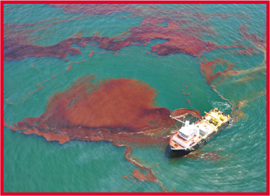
[3,4,267,192]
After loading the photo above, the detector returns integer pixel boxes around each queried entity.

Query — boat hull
[167,139,205,158]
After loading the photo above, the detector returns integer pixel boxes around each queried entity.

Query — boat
[168,108,232,157]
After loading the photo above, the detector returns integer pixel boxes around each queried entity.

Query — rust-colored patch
[234,50,253,56]
[66,64,72,70]
[24,128,70,144]
[187,100,191,104]
[133,169,148,182]
[89,50,95,57]
[199,58,234,85]
[9,76,179,147]
[4,120,17,131]
[91,136,103,141]
[4,11,255,62]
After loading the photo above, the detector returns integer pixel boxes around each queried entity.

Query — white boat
[169,108,232,157]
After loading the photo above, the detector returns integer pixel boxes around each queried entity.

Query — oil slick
[4,4,266,192]
[4,75,206,191]
[4,10,256,62]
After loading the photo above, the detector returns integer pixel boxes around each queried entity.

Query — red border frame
[0,1,269,196]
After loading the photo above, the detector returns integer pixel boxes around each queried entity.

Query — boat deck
[169,108,231,151]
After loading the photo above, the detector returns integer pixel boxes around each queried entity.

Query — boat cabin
[178,125,196,140]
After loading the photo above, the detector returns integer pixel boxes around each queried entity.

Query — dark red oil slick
[5,20,215,60]
[4,15,256,61]
[10,76,177,145]
[5,75,203,191]
[239,23,266,50]
[8,75,200,147]
[199,58,236,85]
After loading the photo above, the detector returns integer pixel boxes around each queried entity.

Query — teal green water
[4,4,267,192]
